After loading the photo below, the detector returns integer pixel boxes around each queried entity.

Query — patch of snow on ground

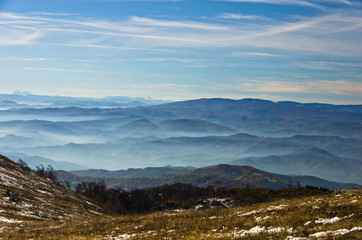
[351,227,362,231]
[172,209,186,212]
[310,231,330,237]
[115,233,134,239]
[240,210,260,216]
[255,215,275,222]
[333,229,350,235]
[37,189,53,195]
[0,216,22,223]
[267,204,288,211]
[285,236,308,240]
[247,225,265,234]
[304,221,311,226]
[309,227,362,238]
[194,204,203,210]
[315,216,340,225]
[342,213,355,219]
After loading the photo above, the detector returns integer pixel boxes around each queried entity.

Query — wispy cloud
[232,51,284,57]
[0,26,41,45]
[24,67,130,75]
[216,0,359,10]
[0,8,361,55]
[129,16,229,30]
[215,0,324,9]
[226,79,362,96]
[141,57,193,63]
[296,61,362,70]
[217,13,267,20]
[0,57,49,61]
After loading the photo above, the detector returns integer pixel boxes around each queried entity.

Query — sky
[0,0,361,104]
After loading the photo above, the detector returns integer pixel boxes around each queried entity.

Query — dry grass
[1,188,361,239]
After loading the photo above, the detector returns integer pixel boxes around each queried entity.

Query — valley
[0,94,361,184]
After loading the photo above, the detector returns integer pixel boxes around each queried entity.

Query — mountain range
[0,95,361,185]
[56,164,360,191]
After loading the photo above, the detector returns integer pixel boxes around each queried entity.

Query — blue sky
[0,0,361,103]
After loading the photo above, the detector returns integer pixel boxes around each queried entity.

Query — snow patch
[309,227,362,238]
[267,204,288,211]
[240,210,260,216]
[247,225,265,234]
[0,216,22,223]
[285,236,308,240]
[37,189,53,196]
[315,216,340,225]
[304,221,311,226]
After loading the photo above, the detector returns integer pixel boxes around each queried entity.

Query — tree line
[14,159,332,215]
[75,181,331,215]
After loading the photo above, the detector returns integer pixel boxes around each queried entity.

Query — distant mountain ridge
[56,164,360,191]
[70,166,194,178]
[159,119,234,133]
[0,92,169,109]
[2,97,360,137]
[232,148,362,184]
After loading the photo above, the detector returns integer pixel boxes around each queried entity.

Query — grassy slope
[1,188,360,239]
[0,155,103,225]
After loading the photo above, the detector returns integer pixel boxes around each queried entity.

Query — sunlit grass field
[1,188,361,239]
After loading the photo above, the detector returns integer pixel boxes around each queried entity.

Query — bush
[17,159,31,172]
[36,164,58,183]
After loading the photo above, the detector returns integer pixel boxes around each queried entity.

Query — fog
[0,95,361,184]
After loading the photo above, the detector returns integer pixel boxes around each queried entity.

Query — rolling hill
[232,148,362,184]
[159,119,235,133]
[2,98,361,138]
[56,164,360,191]
[70,165,194,178]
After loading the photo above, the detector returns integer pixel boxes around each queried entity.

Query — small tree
[18,159,31,172]
[35,164,57,183]
[45,165,57,183]
[36,164,45,177]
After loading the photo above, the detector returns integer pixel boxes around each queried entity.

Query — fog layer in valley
[1,93,361,184]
